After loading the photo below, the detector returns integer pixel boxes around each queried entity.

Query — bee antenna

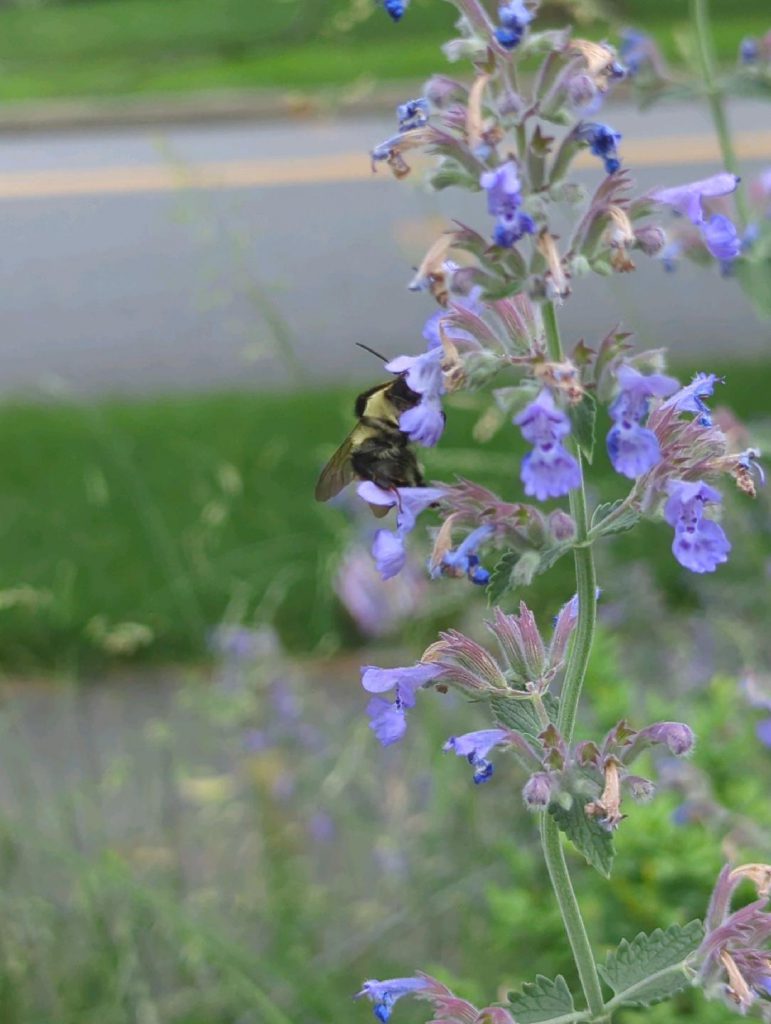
[356,342,389,363]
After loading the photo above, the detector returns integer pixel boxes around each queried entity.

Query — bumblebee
[315,372,426,512]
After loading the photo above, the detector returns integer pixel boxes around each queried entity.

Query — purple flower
[494,1,534,49]
[702,213,741,262]
[380,0,408,23]
[480,161,532,246]
[361,662,441,746]
[494,210,536,249]
[606,364,678,478]
[371,529,406,580]
[634,721,695,756]
[664,479,731,574]
[355,977,429,1021]
[399,396,445,447]
[576,122,622,174]
[397,97,428,132]
[650,172,739,225]
[740,37,759,63]
[433,524,494,585]
[443,728,509,783]
[756,719,771,748]
[366,698,409,746]
[514,390,580,501]
[523,771,553,808]
[619,29,651,75]
[358,482,444,533]
[385,348,445,446]
[661,371,720,426]
[481,161,522,217]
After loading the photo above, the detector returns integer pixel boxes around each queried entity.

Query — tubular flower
[650,173,741,263]
[650,173,740,225]
[361,663,441,746]
[356,976,429,1020]
[386,346,446,447]
[664,479,731,574]
[514,390,580,501]
[575,121,622,174]
[431,523,495,585]
[619,28,654,75]
[606,364,679,478]
[695,864,771,1017]
[443,728,511,783]
[380,0,408,23]
[396,97,429,131]
[661,372,721,426]
[494,1,534,50]
[702,214,742,263]
[358,483,445,580]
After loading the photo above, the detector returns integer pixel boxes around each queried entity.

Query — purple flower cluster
[664,480,731,574]
[480,161,536,248]
[356,976,428,1021]
[494,1,534,50]
[361,662,441,746]
[514,390,580,501]
[607,364,678,478]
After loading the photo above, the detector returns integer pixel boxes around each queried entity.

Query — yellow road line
[0,129,769,200]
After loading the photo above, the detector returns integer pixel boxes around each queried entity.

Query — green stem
[691,0,749,227]
[539,301,605,1021]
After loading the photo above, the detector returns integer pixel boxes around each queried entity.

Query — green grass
[0,0,765,102]
[0,356,768,673]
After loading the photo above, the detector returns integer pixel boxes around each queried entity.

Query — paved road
[0,99,769,397]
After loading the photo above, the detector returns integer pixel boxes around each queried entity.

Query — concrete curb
[0,84,426,135]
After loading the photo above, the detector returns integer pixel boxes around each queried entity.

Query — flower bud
[566,73,597,110]
[549,509,576,542]
[523,771,553,809]
[627,721,695,760]
[626,775,655,802]
[423,74,467,108]
[634,224,667,257]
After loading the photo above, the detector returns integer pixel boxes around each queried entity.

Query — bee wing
[315,434,356,502]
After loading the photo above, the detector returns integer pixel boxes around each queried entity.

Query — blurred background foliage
[0,625,766,1023]
[0,0,766,100]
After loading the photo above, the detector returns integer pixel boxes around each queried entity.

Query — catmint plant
[322,2,768,1020]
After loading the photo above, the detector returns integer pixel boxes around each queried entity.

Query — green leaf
[507,974,576,1024]
[548,795,615,878]
[487,545,571,605]
[568,392,597,463]
[487,551,519,604]
[600,921,704,1008]
[490,693,559,743]
[590,500,641,537]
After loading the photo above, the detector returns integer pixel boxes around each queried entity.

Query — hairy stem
[540,300,605,1020]
[691,0,749,227]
